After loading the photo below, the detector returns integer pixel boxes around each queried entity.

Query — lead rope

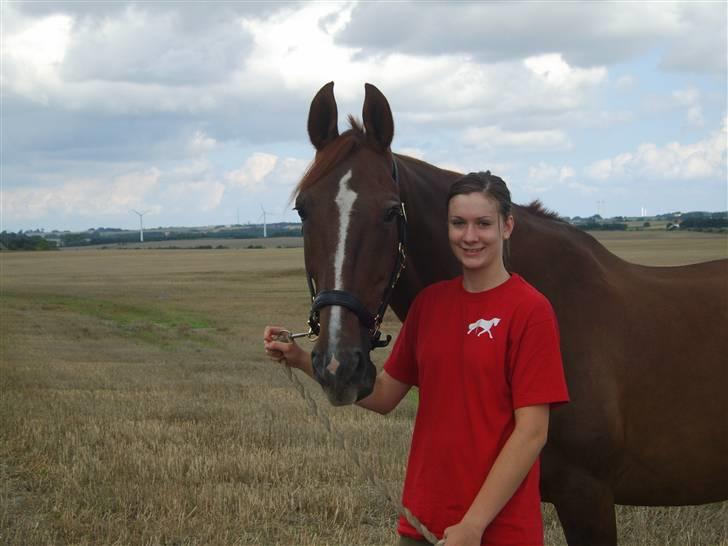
[273,331,445,546]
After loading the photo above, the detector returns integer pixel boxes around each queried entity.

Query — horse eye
[384,206,399,223]
[294,206,307,221]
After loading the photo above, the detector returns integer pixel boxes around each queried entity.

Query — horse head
[293,82,405,406]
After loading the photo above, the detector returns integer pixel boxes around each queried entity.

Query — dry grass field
[1,231,726,546]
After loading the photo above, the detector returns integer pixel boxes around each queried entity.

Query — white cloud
[524,54,607,88]
[2,12,72,104]
[525,162,581,193]
[614,75,636,89]
[339,2,726,74]
[398,147,425,160]
[463,126,572,151]
[166,181,226,212]
[586,121,727,181]
[4,168,161,220]
[173,159,210,177]
[188,131,217,155]
[4,13,71,66]
[225,153,279,191]
[2,1,725,228]
[672,88,704,128]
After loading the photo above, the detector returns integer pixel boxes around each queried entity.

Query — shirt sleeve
[383,291,425,387]
[508,297,570,409]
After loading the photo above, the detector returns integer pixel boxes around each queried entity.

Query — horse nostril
[352,349,365,369]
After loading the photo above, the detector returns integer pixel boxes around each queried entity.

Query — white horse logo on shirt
[467,317,501,339]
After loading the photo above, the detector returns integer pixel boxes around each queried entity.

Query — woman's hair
[447,171,513,268]
[447,171,512,218]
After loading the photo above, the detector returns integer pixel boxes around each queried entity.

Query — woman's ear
[503,215,515,240]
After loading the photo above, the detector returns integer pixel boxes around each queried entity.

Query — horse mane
[524,200,566,223]
[294,116,366,197]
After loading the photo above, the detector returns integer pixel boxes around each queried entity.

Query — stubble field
[1,230,727,545]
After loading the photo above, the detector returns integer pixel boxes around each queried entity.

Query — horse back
[554,258,728,505]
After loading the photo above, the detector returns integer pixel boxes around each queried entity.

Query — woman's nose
[464,223,478,241]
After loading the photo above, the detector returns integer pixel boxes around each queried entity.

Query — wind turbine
[131,209,149,242]
[258,205,269,238]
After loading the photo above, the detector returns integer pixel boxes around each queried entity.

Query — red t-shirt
[384,274,569,546]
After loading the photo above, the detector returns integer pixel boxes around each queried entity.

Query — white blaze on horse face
[329,169,357,354]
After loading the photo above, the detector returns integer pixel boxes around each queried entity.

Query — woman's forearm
[460,407,549,536]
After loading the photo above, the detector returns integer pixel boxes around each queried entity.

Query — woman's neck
[461,264,511,293]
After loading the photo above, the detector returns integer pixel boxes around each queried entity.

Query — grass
[1,234,727,545]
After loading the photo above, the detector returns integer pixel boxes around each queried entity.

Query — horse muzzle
[311,347,376,406]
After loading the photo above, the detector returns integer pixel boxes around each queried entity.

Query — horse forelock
[294,117,367,197]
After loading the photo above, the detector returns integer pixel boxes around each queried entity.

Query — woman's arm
[263,326,411,415]
[443,404,550,546]
[356,370,411,415]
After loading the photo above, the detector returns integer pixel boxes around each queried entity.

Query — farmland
[1,231,727,545]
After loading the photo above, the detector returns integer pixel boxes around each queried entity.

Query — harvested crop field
[1,231,726,545]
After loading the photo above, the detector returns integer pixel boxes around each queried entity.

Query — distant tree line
[58,226,302,247]
[575,222,628,231]
[680,217,728,231]
[0,231,58,250]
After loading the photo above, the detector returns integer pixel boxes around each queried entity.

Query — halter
[305,158,407,350]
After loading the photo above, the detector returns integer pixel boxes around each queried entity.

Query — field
[1,231,726,545]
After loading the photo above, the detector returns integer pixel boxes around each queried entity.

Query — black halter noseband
[305,158,406,350]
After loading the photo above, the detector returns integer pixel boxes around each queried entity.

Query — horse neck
[509,206,625,297]
[389,155,461,318]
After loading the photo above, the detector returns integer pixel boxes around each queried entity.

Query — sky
[1,0,726,232]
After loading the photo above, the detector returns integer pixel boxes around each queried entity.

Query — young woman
[264,172,569,546]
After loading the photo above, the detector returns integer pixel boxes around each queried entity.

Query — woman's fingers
[263,325,286,342]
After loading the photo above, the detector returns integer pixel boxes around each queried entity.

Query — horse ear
[308,81,339,151]
[362,83,394,151]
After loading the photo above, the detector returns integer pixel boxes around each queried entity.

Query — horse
[467,317,501,338]
[292,81,728,545]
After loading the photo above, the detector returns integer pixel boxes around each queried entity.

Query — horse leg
[549,469,617,546]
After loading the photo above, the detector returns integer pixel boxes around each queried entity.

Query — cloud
[672,88,704,128]
[586,120,727,181]
[4,168,161,220]
[614,75,636,90]
[1,1,609,168]
[166,181,226,212]
[398,147,425,160]
[524,162,587,194]
[59,5,253,86]
[224,152,309,197]
[2,1,725,229]
[529,163,576,183]
[337,2,726,73]
[225,153,279,191]
[188,131,217,155]
[524,54,606,88]
[463,126,572,151]
[659,4,728,73]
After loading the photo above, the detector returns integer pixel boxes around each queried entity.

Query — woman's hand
[263,325,310,372]
[442,519,484,546]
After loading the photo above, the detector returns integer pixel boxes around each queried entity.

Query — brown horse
[293,82,728,545]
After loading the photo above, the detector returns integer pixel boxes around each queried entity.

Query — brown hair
[447,171,513,267]
[447,171,512,217]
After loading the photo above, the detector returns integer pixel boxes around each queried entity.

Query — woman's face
[448,192,513,272]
